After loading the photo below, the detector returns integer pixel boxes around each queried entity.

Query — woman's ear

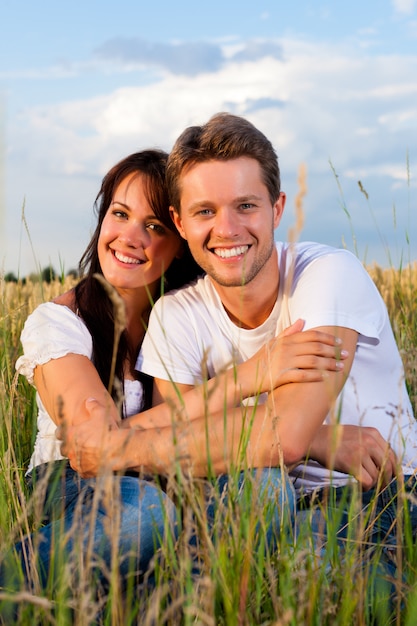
[170,206,187,239]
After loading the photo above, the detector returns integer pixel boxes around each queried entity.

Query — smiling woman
[97,172,183,293]
[0,149,203,601]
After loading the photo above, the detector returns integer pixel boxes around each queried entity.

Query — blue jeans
[1,464,295,606]
[205,467,296,549]
[0,460,177,593]
[296,476,417,603]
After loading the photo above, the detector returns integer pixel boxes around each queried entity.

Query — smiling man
[136,113,417,597]
[140,113,414,484]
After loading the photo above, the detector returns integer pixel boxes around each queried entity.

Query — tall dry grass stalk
[280,163,308,327]
[288,162,307,244]
[367,262,417,413]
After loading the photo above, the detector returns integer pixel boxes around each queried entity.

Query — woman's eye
[147,223,166,234]
[112,210,127,219]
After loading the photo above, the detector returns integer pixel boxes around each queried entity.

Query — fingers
[57,419,76,460]
[375,443,397,487]
[264,353,348,382]
[320,425,397,492]
[283,327,343,347]
[352,429,397,490]
[280,318,305,336]
[85,396,120,429]
[288,339,348,360]
[290,353,348,372]
[270,330,348,360]
[276,368,331,386]
[56,399,122,477]
[278,321,344,346]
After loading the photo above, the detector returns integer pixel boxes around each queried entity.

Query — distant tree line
[3,266,79,284]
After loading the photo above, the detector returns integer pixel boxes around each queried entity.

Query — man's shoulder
[152,274,214,317]
[162,274,211,303]
[284,241,354,261]
[278,241,357,275]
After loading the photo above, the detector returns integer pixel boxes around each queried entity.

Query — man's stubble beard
[207,238,275,288]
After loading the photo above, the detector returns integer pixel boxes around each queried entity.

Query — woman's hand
[239,319,348,396]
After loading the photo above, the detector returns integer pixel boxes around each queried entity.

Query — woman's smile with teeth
[213,245,249,259]
[114,250,143,264]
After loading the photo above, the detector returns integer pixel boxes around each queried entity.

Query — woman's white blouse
[15,302,145,471]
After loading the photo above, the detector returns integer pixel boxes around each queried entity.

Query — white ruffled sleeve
[15,302,93,385]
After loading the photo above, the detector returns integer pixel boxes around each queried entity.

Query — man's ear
[273,192,286,229]
[170,206,187,239]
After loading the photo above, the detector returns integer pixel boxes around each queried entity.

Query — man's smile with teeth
[114,250,143,264]
[212,245,249,259]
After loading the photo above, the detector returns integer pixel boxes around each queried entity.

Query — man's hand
[57,397,127,477]
[308,424,398,491]
[241,319,348,396]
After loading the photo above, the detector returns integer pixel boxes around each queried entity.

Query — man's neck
[211,261,280,330]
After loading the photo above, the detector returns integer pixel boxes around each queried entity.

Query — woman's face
[98,172,181,294]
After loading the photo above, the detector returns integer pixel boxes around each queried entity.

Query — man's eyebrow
[185,194,263,213]
[234,194,263,203]
[184,199,215,213]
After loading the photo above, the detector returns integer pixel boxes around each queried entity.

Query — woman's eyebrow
[111,200,130,209]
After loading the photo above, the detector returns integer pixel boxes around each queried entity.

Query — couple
[4,113,417,603]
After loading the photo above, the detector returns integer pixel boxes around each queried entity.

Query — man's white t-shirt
[138,242,417,493]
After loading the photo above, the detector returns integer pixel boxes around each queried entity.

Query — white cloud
[392,0,417,14]
[345,163,411,182]
[4,36,417,274]
[94,38,225,76]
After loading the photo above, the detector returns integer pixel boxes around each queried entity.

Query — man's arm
[136,327,360,472]
[61,394,285,477]
[61,326,396,489]
[128,323,348,427]
[266,325,397,488]
[62,326,367,479]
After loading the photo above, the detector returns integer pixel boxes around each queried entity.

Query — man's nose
[212,208,239,238]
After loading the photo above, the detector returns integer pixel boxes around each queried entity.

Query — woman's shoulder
[22,288,87,339]
[16,290,93,383]
[53,288,77,312]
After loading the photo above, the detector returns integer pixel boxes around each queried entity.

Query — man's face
[171,157,285,288]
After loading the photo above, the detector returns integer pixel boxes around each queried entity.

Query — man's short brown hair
[166,112,281,212]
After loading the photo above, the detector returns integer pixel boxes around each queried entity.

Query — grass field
[0,260,416,625]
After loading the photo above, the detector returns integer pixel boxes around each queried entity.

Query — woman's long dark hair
[75,149,202,413]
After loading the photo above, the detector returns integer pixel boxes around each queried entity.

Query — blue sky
[1,0,416,275]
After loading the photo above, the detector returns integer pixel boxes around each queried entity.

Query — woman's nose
[119,222,150,248]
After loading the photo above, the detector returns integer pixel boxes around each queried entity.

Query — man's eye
[240,203,254,210]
